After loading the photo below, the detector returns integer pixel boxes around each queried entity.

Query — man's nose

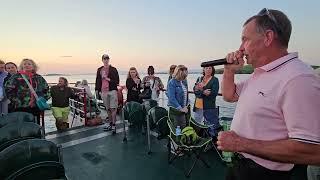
[239,43,245,51]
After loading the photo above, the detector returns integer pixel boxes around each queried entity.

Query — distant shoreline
[43,65,319,76]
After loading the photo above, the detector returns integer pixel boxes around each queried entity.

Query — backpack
[180,126,199,145]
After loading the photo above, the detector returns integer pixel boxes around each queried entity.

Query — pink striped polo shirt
[231,52,320,171]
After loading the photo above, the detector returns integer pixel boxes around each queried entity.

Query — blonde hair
[0,59,5,64]
[19,58,39,72]
[127,67,140,79]
[172,65,188,81]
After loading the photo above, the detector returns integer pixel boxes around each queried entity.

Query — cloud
[60,56,73,58]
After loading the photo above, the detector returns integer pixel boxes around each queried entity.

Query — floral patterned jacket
[5,73,50,109]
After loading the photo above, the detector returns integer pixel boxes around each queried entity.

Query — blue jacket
[167,79,188,110]
[0,71,8,99]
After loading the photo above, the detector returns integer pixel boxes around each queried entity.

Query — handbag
[139,88,152,99]
[139,79,156,100]
[21,75,50,111]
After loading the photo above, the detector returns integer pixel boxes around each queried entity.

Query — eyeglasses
[257,8,282,35]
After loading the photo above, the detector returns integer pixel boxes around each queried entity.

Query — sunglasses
[257,8,282,35]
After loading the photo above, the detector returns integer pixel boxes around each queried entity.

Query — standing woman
[126,67,142,103]
[0,60,8,115]
[4,62,18,84]
[141,66,164,101]
[193,66,220,137]
[4,62,18,113]
[167,65,189,128]
[165,65,177,97]
[5,58,50,124]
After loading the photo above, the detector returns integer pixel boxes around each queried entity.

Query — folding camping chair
[122,101,145,142]
[189,106,224,161]
[146,106,168,154]
[142,99,158,134]
[167,106,212,178]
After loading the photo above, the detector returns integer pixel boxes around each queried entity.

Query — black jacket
[50,85,74,107]
[126,78,142,103]
[95,65,119,92]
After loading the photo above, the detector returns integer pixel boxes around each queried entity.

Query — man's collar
[258,52,299,72]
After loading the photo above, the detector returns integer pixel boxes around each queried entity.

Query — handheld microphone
[200,58,230,67]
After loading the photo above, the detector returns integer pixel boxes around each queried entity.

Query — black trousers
[226,154,292,180]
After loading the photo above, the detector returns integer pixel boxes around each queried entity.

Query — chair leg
[193,149,210,168]
[186,155,198,178]
[185,149,210,178]
[167,138,172,163]
[168,147,179,164]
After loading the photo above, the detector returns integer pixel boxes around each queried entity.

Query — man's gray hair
[244,9,292,48]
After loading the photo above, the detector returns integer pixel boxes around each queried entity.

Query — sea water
[43,73,249,132]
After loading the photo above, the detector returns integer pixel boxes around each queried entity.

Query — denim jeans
[203,108,220,137]
[194,108,204,124]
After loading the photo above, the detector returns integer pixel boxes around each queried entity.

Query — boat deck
[46,122,227,180]
[43,107,308,180]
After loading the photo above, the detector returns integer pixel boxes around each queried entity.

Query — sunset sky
[1,0,319,74]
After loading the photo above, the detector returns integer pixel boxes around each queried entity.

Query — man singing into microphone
[218,8,320,180]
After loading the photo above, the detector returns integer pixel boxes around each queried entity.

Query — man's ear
[264,30,275,47]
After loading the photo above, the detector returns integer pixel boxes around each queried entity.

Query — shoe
[56,121,64,131]
[112,126,116,135]
[103,124,113,131]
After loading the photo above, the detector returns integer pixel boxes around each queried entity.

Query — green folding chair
[189,106,224,161]
[122,101,145,142]
[141,99,158,115]
[167,106,212,178]
[146,106,168,154]
[141,99,158,134]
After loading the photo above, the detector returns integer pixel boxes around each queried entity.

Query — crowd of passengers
[0,56,221,139]
[94,54,220,138]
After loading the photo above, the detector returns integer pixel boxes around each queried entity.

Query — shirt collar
[257,52,299,72]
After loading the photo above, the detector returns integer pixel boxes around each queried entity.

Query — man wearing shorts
[95,54,119,134]
[50,77,74,131]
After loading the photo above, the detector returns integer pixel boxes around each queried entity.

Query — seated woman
[79,80,100,120]
[126,67,142,103]
[79,79,93,99]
